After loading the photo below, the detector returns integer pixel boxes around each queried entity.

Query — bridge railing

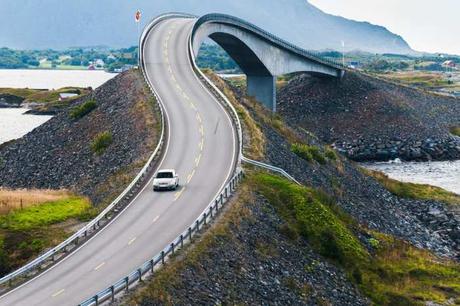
[192,13,345,71]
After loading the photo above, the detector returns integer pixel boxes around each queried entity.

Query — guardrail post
[220,194,223,204]
[214,199,218,211]
[225,187,228,198]
[161,251,165,264]
[94,295,99,306]
[203,212,207,225]
[195,220,200,232]
[210,206,213,218]
[150,259,154,273]
[84,230,87,237]
[180,234,184,248]
[188,227,192,241]
[111,285,115,302]
[138,268,142,282]
[171,243,175,255]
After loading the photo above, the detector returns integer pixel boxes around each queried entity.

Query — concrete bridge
[191,14,345,112]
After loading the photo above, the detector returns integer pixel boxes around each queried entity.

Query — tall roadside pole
[135,9,142,66]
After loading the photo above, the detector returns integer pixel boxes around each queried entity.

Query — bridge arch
[191,14,345,112]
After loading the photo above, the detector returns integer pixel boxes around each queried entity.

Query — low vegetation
[69,99,97,119]
[450,126,460,137]
[91,131,113,155]
[0,189,93,274]
[254,173,460,305]
[365,169,460,206]
[291,143,339,164]
[127,172,460,305]
[0,87,87,103]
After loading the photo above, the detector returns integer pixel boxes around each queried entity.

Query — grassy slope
[128,172,460,305]
[0,192,94,274]
[365,169,460,206]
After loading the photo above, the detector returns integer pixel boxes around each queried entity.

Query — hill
[277,71,460,161]
[0,0,413,54]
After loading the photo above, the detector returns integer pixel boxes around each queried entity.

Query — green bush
[450,126,460,137]
[69,99,97,119]
[291,143,327,164]
[91,131,113,155]
[325,148,338,161]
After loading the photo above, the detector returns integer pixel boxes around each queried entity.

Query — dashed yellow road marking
[94,262,105,271]
[128,237,137,245]
[190,102,197,110]
[196,113,202,123]
[182,92,189,99]
[171,75,176,82]
[176,84,181,91]
[174,187,186,201]
[52,289,65,297]
[199,125,204,136]
[199,138,204,151]
[152,215,160,224]
[187,169,196,184]
[195,153,202,167]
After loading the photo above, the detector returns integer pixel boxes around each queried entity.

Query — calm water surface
[0,108,52,143]
[364,160,460,195]
[0,69,116,144]
[0,69,116,89]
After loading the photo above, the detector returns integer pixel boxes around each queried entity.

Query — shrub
[69,99,97,119]
[325,148,338,161]
[450,126,460,137]
[91,131,113,155]
[291,143,327,164]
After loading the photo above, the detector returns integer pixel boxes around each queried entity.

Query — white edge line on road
[0,19,174,302]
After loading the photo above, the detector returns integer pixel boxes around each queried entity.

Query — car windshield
[156,172,173,179]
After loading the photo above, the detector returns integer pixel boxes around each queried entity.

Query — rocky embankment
[0,94,23,108]
[277,71,460,162]
[122,72,459,306]
[0,70,159,206]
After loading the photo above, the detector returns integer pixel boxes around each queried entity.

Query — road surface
[0,17,237,306]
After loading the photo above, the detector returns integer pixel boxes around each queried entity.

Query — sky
[309,0,460,55]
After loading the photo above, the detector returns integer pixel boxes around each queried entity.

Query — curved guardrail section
[79,12,302,305]
[192,13,345,71]
[0,22,170,294]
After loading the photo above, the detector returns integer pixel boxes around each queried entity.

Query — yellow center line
[196,113,202,123]
[152,215,160,223]
[199,138,204,151]
[182,92,189,99]
[187,169,196,184]
[51,289,65,297]
[176,84,182,91]
[190,102,197,110]
[94,262,105,271]
[195,153,202,167]
[199,125,204,136]
[128,237,137,245]
[174,187,186,201]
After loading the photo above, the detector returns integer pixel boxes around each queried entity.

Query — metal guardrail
[192,13,345,72]
[0,18,172,295]
[78,170,243,306]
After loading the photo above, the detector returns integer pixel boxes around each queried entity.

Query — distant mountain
[0,0,414,54]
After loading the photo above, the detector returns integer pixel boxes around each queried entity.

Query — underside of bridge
[192,15,345,112]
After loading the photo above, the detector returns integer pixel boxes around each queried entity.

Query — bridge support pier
[247,75,276,112]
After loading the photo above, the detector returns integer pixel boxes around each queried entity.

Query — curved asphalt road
[0,17,237,306]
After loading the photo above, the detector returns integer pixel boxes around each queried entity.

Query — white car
[153,169,179,191]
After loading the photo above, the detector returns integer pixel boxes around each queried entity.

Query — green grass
[291,143,330,164]
[365,169,460,206]
[91,131,113,155]
[252,173,460,305]
[252,173,368,267]
[0,87,87,104]
[450,126,460,137]
[0,196,91,231]
[69,99,97,119]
